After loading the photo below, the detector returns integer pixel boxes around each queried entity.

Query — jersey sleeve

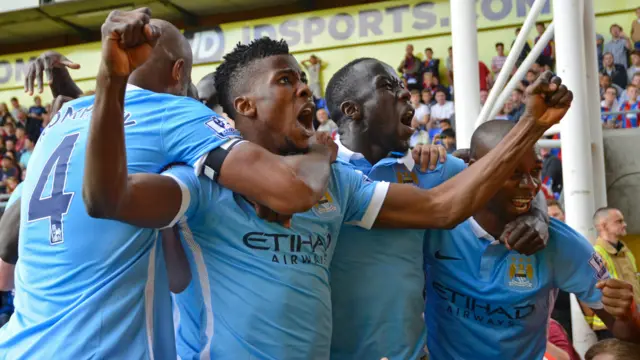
[550,219,609,309]
[6,182,23,208]
[336,163,389,230]
[417,154,466,189]
[161,97,242,170]
[160,165,204,229]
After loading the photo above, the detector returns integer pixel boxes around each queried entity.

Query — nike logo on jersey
[434,250,461,260]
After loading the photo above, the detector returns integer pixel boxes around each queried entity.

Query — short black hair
[214,37,289,118]
[495,42,504,48]
[441,128,455,139]
[9,97,17,102]
[425,47,433,52]
[325,57,375,125]
[440,119,451,126]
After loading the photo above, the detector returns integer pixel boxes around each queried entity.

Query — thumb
[61,60,81,70]
[596,280,606,289]
[144,24,161,47]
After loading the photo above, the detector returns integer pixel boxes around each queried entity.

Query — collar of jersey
[468,217,500,246]
[335,134,415,172]
[126,84,143,92]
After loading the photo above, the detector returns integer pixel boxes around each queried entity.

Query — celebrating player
[326,58,550,360]
[0,9,333,359]
[422,120,640,359]
[149,37,571,359]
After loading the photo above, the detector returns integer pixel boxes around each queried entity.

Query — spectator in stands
[28,96,46,121]
[588,207,640,341]
[0,155,17,194]
[422,47,440,81]
[410,89,430,126]
[601,86,621,128]
[0,103,10,127]
[8,98,26,121]
[495,100,513,121]
[2,122,16,143]
[398,44,422,90]
[628,51,640,82]
[585,339,640,360]
[619,72,640,104]
[526,69,538,84]
[421,88,434,107]
[619,84,639,128]
[600,73,624,100]
[445,46,453,84]
[478,60,491,91]
[430,75,451,100]
[422,72,435,94]
[601,52,628,90]
[512,27,532,67]
[438,128,456,154]
[540,146,563,196]
[604,24,632,68]
[535,22,554,71]
[0,138,4,155]
[509,89,526,122]
[479,89,488,106]
[429,89,454,125]
[13,127,25,153]
[2,141,16,167]
[301,55,325,98]
[5,177,17,195]
[491,42,507,76]
[547,199,565,222]
[546,319,579,360]
[632,7,640,50]
[315,108,337,134]
[19,134,35,170]
[597,33,605,70]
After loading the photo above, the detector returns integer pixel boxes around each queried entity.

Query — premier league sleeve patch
[205,115,240,139]
[588,252,609,281]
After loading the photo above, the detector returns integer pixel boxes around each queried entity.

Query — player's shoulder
[548,218,591,249]
[331,159,373,183]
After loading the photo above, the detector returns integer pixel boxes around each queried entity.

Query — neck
[605,99,614,106]
[474,206,514,240]
[601,233,620,246]
[128,71,168,95]
[339,125,389,165]
[235,121,283,154]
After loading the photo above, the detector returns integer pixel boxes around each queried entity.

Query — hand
[312,131,338,163]
[412,144,447,172]
[451,148,470,164]
[100,7,161,77]
[51,95,76,116]
[24,51,80,95]
[501,214,548,255]
[251,202,293,228]
[597,278,636,319]
[524,71,573,128]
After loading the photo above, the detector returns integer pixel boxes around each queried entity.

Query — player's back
[0,86,197,359]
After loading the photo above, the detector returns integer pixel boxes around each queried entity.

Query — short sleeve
[417,154,466,189]
[161,97,242,168]
[160,165,204,229]
[335,163,389,230]
[551,219,608,309]
[6,183,23,208]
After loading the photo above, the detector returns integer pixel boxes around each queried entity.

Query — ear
[339,100,362,122]
[171,59,185,82]
[234,96,256,118]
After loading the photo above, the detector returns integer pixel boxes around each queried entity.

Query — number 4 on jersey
[28,133,80,245]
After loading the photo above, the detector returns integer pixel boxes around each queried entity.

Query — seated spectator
[546,319,580,360]
[28,96,46,121]
[535,22,555,71]
[491,42,507,75]
[495,100,514,121]
[0,103,10,127]
[445,46,453,84]
[315,108,337,134]
[619,84,640,128]
[429,89,454,124]
[596,33,605,70]
[422,72,436,94]
[421,88,434,107]
[601,52,628,90]
[511,27,532,67]
[526,69,538,84]
[604,24,632,68]
[9,98,27,121]
[0,155,18,193]
[430,76,451,100]
[628,51,640,83]
[600,73,624,100]
[410,89,430,126]
[618,72,640,103]
[422,47,440,81]
[585,339,640,360]
[0,137,4,155]
[479,89,488,106]
[398,44,422,90]
[5,177,18,195]
[541,146,563,195]
[509,89,526,122]
[14,127,25,153]
[3,140,17,162]
[19,134,36,170]
[436,128,456,154]
[601,86,622,128]
[2,122,16,143]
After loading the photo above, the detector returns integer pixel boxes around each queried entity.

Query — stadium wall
[0,0,637,104]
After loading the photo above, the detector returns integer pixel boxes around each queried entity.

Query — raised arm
[374,72,572,229]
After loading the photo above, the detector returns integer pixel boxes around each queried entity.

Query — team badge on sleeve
[588,252,609,281]
[205,115,239,138]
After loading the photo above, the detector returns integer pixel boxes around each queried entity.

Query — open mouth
[297,103,315,132]
[511,197,534,212]
[401,107,415,127]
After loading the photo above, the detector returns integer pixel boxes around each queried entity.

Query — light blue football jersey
[330,138,466,360]
[0,85,240,359]
[164,161,388,360]
[6,182,23,208]
[423,218,608,360]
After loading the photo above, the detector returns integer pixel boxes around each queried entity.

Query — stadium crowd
[0,6,639,360]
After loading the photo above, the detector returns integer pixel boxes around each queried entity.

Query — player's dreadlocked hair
[214,38,290,119]
[325,57,376,127]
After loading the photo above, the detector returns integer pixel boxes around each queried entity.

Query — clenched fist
[524,71,573,128]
